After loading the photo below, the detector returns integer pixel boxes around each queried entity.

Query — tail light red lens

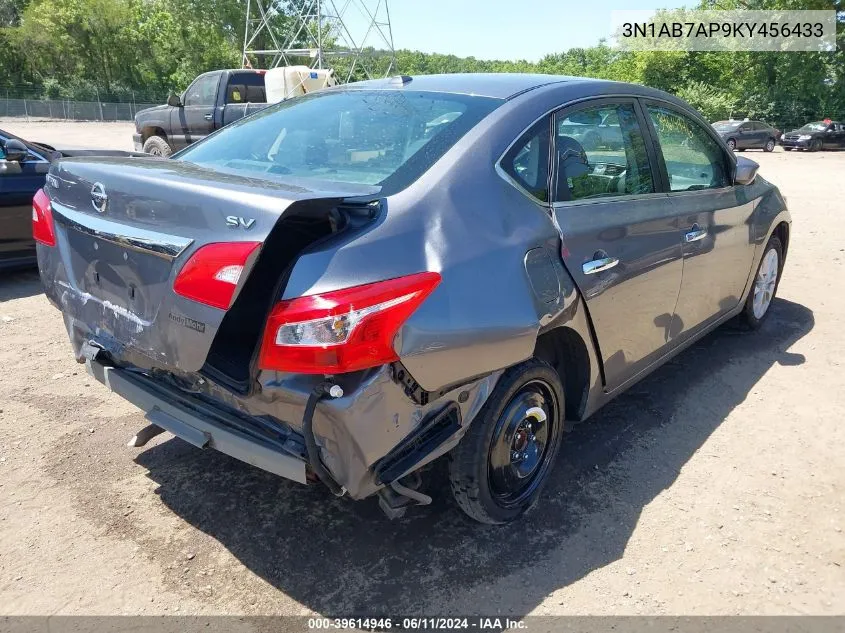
[258,271,441,374]
[32,188,56,247]
[173,241,261,310]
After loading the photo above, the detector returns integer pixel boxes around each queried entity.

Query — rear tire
[726,138,737,151]
[738,236,783,330]
[764,138,776,152]
[449,358,565,524]
[143,135,172,157]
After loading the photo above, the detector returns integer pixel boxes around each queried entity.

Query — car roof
[342,73,591,99]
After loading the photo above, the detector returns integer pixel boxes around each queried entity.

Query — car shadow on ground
[135,297,813,615]
[0,268,43,302]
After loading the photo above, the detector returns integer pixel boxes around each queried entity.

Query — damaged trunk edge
[68,195,501,506]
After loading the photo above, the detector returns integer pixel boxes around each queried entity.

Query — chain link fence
[0,95,160,121]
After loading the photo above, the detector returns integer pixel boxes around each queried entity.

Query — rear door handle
[685,224,708,243]
[583,256,619,275]
[204,113,213,121]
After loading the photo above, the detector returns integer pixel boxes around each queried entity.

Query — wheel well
[141,126,167,143]
[773,221,790,259]
[533,327,590,421]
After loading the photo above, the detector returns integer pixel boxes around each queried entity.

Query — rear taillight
[32,188,56,247]
[173,241,261,310]
[258,272,441,374]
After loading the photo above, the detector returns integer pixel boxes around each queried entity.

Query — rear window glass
[226,72,267,104]
[177,90,501,194]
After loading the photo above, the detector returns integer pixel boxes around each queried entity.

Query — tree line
[0,0,842,130]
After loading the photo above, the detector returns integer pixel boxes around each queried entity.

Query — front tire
[449,358,564,524]
[738,236,783,329]
[726,138,737,151]
[142,135,172,157]
[764,138,776,152]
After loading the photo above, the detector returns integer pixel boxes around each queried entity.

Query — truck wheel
[143,135,172,157]
[448,358,564,524]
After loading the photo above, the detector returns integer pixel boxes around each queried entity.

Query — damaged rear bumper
[85,356,500,501]
[86,359,308,484]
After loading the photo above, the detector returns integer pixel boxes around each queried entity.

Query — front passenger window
[184,74,219,107]
[554,103,655,202]
[646,105,730,191]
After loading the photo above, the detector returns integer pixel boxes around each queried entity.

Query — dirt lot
[1,120,843,617]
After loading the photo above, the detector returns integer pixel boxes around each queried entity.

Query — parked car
[36,74,790,523]
[712,119,780,152]
[0,128,139,270]
[781,120,845,151]
[133,69,269,156]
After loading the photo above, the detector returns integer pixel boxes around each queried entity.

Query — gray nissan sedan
[36,74,790,524]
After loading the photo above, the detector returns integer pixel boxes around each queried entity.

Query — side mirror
[167,93,183,107]
[734,155,759,186]
[3,139,28,162]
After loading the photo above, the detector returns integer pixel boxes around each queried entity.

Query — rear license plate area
[66,229,172,322]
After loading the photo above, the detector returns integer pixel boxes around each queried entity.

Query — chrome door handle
[204,113,213,121]
[583,256,619,275]
[685,224,707,243]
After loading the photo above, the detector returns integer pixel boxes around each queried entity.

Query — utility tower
[242,0,396,82]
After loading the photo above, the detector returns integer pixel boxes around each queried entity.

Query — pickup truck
[133,69,269,156]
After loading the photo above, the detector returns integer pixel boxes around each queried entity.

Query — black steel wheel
[449,358,564,524]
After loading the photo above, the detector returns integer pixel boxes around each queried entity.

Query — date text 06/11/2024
[307,617,528,630]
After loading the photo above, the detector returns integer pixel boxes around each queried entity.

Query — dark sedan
[712,120,780,152]
[781,120,845,151]
[1,128,140,270]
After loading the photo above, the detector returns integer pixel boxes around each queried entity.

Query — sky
[382,0,691,61]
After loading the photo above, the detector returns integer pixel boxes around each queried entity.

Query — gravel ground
[0,121,843,617]
[1,120,137,152]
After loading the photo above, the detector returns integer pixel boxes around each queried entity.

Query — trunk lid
[41,156,377,373]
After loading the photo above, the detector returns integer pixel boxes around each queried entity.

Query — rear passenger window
[646,105,730,191]
[225,73,267,105]
[500,119,550,202]
[553,103,654,202]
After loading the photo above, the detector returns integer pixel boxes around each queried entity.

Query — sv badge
[226,215,256,230]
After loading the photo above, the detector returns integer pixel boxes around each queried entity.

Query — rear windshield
[225,72,267,104]
[177,89,502,194]
[712,121,742,132]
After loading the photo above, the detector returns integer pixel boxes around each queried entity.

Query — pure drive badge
[169,312,206,333]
